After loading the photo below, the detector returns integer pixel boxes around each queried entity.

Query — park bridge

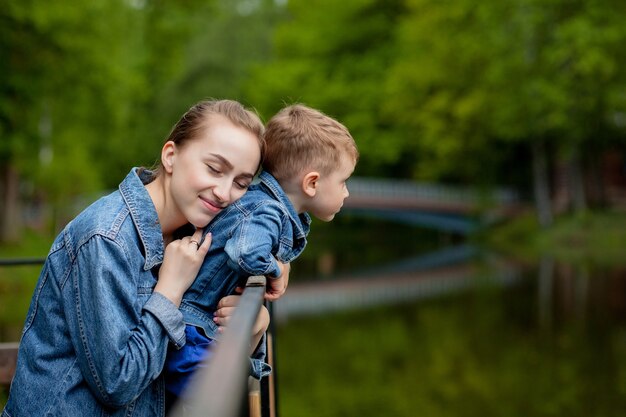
[343,177,523,234]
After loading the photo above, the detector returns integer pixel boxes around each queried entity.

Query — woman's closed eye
[207,164,222,175]
[234,180,251,190]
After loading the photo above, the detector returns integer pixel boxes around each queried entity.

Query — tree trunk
[568,147,587,213]
[531,140,553,228]
[538,255,554,329]
[585,149,606,208]
[0,164,22,243]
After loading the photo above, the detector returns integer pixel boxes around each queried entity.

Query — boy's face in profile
[309,154,356,222]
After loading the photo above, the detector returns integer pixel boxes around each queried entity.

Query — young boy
[164,103,359,399]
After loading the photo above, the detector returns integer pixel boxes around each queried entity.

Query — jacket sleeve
[224,203,284,279]
[65,234,184,408]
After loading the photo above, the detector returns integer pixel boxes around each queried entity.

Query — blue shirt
[169,171,311,384]
[3,168,184,417]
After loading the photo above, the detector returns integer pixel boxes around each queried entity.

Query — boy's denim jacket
[179,171,311,377]
[2,168,184,417]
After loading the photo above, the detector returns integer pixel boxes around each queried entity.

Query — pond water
[273,216,626,417]
[1,215,625,416]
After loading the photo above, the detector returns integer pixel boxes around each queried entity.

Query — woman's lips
[200,196,223,214]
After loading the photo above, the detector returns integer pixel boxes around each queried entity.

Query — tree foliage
[0,0,276,240]
[2,0,626,241]
[245,0,626,223]
[246,0,410,176]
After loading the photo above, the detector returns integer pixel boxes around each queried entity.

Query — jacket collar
[119,168,164,270]
[257,171,311,239]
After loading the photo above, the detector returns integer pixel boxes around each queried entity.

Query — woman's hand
[154,229,211,306]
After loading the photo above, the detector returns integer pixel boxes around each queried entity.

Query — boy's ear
[302,171,320,197]
[161,141,177,174]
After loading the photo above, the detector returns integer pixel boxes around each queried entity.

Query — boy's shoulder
[243,171,298,212]
[236,185,283,210]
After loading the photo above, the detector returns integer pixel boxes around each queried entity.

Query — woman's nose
[213,181,232,204]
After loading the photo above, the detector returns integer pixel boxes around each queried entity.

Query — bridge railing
[347,177,520,205]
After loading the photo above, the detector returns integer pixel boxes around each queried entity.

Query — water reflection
[274,244,522,321]
[274,217,626,417]
[276,262,626,417]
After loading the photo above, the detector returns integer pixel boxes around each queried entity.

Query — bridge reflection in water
[274,245,521,322]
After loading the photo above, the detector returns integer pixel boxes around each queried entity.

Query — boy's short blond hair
[263,104,359,182]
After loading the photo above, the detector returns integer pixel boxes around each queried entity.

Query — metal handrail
[169,275,268,417]
[0,258,45,266]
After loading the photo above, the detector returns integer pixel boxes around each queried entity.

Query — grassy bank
[480,209,626,266]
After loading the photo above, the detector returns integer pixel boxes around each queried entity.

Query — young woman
[2,99,274,417]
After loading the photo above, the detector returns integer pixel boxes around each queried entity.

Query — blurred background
[1,0,626,415]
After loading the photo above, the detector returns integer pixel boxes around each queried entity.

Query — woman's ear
[161,141,177,174]
[302,171,320,197]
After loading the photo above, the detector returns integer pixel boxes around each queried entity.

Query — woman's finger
[190,227,204,242]
[197,231,212,254]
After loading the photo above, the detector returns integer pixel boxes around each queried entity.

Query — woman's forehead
[189,121,261,172]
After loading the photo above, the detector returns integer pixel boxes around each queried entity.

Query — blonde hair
[263,104,358,181]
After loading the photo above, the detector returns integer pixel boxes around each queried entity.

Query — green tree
[1,0,272,241]
[246,0,408,176]
[0,1,149,241]
[114,0,281,180]
[385,0,626,225]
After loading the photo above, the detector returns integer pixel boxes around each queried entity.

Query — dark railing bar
[169,275,267,417]
[0,258,46,266]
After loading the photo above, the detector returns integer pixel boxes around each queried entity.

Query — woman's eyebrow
[238,172,255,180]
[210,153,256,179]
[209,153,233,170]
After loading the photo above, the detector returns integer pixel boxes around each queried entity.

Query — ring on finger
[190,240,200,247]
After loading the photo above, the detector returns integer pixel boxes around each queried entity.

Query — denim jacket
[2,168,184,417]
[178,171,311,376]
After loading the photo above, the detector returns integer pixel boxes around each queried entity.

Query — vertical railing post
[261,302,278,417]
[0,343,19,388]
[248,377,261,417]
